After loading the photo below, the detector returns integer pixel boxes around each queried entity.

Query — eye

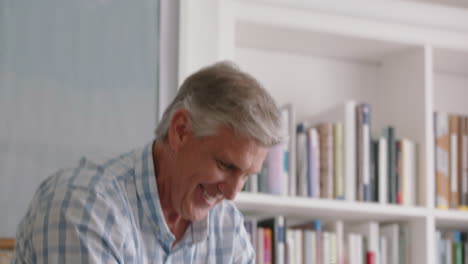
[217,159,230,171]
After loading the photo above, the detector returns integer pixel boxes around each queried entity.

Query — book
[323,232,331,264]
[304,230,314,264]
[267,144,285,195]
[264,228,273,264]
[307,127,320,198]
[281,104,296,197]
[296,123,308,197]
[434,112,450,209]
[307,101,357,201]
[356,103,373,201]
[396,140,402,204]
[460,116,468,210]
[383,127,397,204]
[317,123,334,199]
[286,228,295,264]
[380,237,388,264]
[334,122,344,200]
[401,139,416,206]
[378,137,388,204]
[450,114,460,209]
[454,231,463,264]
[325,220,344,264]
[257,227,265,264]
[381,224,399,264]
[371,139,379,202]
[295,229,303,264]
[244,218,258,252]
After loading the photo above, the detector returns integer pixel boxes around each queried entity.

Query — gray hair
[155,61,283,146]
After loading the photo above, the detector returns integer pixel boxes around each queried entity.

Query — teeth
[200,184,221,204]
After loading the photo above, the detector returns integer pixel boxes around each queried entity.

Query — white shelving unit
[178,1,468,263]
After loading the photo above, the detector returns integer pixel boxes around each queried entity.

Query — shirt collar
[133,142,210,248]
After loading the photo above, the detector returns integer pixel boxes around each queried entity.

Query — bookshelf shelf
[179,1,468,263]
[235,192,427,222]
[434,209,468,229]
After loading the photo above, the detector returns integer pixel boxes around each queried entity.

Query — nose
[217,174,245,200]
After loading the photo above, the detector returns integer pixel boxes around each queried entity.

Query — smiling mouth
[199,184,223,205]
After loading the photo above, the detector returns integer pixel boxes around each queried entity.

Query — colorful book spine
[264,228,273,264]
[454,231,463,264]
[258,216,286,264]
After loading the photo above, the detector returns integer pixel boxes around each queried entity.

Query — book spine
[384,127,397,204]
[450,114,460,209]
[402,139,416,206]
[296,123,308,197]
[361,104,372,201]
[345,101,357,202]
[282,108,290,197]
[314,220,323,264]
[356,105,363,201]
[257,228,265,264]
[454,231,463,264]
[276,216,286,264]
[265,228,273,264]
[267,144,285,196]
[371,140,379,202]
[396,141,402,204]
[308,128,320,198]
[461,116,468,209]
[318,123,334,199]
[379,137,388,204]
[334,122,344,199]
[367,252,375,264]
[435,112,450,209]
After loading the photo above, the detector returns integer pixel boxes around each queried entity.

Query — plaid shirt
[12,143,254,263]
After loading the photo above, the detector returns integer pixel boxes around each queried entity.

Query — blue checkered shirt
[12,143,254,263]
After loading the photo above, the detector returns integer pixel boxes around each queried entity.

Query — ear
[168,108,192,151]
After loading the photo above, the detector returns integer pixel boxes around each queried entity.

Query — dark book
[383,127,397,204]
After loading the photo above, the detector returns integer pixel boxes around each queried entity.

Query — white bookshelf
[235,192,427,222]
[179,0,468,263]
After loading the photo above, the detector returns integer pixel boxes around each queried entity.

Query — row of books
[244,217,409,264]
[435,230,467,264]
[434,112,468,210]
[245,101,417,205]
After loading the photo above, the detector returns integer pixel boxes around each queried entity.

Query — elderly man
[12,62,282,263]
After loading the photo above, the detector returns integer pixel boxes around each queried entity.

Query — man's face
[170,122,268,222]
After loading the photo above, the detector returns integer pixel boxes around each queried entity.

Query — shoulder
[14,157,134,257]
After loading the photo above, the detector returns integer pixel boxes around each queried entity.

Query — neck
[152,141,189,245]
